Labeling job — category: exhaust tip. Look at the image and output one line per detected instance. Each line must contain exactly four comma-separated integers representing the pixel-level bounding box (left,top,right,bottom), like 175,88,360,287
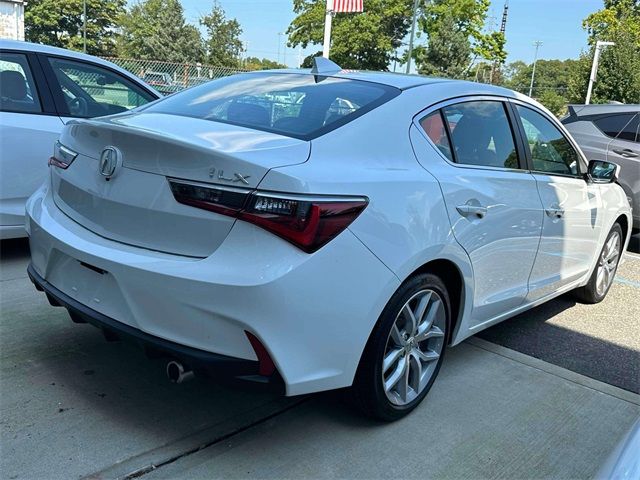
166,360,194,384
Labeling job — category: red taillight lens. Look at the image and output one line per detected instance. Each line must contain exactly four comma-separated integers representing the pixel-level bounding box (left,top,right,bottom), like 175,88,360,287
169,180,248,217
48,141,77,169
168,179,368,253
240,194,368,253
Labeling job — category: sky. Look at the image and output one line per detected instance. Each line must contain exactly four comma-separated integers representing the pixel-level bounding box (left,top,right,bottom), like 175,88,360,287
174,0,604,67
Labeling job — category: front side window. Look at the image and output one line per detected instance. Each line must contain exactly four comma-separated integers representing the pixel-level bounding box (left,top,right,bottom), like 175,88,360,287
593,113,638,142
0,52,41,113
48,57,155,118
441,101,519,169
516,105,581,176
143,72,400,140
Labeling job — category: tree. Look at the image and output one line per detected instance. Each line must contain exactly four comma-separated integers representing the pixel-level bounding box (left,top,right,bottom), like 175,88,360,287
414,0,506,78
501,59,576,115
25,0,125,56
117,0,204,63
244,57,288,71
287,0,414,70
413,15,472,77
201,3,244,67
567,0,640,103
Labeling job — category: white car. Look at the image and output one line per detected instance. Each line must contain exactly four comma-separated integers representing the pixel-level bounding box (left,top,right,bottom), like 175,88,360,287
0,40,160,239
26,59,632,420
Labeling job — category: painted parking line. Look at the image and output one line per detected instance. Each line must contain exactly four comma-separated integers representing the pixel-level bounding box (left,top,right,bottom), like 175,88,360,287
614,276,640,288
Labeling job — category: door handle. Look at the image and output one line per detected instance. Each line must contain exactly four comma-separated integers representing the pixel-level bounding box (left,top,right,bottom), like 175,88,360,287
545,207,565,219
456,204,488,219
612,148,638,158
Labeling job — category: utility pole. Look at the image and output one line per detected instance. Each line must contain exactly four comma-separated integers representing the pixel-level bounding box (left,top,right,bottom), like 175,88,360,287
528,40,542,97
277,32,283,64
405,0,420,74
586,40,615,104
83,0,87,53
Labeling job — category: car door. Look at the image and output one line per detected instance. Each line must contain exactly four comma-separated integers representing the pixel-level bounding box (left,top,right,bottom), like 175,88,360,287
411,97,543,327
38,54,157,124
0,50,63,238
512,102,603,301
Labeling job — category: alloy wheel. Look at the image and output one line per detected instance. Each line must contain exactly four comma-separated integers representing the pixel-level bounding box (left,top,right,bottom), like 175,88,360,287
596,230,621,297
382,289,446,406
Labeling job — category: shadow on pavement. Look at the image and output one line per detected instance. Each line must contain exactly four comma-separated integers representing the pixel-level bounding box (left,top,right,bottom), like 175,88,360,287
478,295,640,393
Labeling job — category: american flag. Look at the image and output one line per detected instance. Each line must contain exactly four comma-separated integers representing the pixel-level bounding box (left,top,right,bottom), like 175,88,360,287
332,0,364,13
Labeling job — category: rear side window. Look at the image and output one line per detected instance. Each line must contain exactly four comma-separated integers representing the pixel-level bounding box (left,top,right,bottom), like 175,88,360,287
440,101,519,169
420,110,453,162
143,72,400,140
593,113,638,142
0,52,42,113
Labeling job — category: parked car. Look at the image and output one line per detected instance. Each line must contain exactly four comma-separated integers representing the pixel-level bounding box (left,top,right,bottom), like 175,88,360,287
0,40,160,239
141,71,181,94
562,104,640,232
26,59,631,420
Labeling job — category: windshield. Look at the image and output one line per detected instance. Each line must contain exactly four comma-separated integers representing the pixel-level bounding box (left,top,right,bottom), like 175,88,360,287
142,72,400,140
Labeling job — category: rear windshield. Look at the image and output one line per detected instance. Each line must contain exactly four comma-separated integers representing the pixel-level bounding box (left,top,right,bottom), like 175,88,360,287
142,72,400,140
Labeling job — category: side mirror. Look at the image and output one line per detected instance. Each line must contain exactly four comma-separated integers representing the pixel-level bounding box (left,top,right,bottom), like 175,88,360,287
586,160,620,184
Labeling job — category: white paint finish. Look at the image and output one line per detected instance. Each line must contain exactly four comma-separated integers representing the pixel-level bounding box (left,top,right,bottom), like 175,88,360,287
0,40,160,238
0,111,62,235
28,183,400,395
25,74,633,397
527,175,603,300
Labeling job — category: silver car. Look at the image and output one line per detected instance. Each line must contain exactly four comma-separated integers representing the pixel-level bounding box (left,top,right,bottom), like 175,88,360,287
562,104,640,231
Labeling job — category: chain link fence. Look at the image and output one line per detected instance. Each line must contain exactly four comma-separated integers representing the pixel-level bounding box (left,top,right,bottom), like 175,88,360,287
101,58,248,95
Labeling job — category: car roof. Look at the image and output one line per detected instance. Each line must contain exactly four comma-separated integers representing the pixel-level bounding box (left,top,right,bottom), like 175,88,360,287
255,67,519,95
0,39,161,97
567,103,640,117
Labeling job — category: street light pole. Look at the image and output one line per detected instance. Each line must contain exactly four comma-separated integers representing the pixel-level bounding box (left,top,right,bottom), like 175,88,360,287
405,0,420,74
585,40,615,105
83,0,87,53
528,40,542,97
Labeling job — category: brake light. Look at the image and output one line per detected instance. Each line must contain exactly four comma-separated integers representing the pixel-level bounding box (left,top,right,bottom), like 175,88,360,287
48,141,77,169
168,179,368,253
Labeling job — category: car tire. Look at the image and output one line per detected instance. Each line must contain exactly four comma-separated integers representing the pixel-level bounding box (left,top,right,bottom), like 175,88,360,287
572,223,623,304
352,273,451,421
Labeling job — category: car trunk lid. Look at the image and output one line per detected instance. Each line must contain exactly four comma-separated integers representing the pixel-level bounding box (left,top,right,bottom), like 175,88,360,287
52,113,310,257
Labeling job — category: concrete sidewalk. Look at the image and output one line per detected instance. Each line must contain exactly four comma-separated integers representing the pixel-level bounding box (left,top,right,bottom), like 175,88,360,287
141,339,640,480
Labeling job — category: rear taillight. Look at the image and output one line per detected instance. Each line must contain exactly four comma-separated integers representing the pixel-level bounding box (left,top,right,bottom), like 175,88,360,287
169,179,368,253
48,141,78,169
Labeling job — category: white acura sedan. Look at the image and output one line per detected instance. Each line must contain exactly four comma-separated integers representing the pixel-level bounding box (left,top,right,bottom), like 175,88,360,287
26,59,631,420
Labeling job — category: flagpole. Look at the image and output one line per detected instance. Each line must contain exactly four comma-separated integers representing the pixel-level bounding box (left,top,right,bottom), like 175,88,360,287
322,0,334,58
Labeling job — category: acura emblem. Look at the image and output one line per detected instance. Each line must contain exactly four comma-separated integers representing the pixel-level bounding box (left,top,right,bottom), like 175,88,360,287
99,146,121,179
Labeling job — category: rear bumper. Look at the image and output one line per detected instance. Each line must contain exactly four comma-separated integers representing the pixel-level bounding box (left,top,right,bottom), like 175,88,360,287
27,263,271,383
26,183,399,396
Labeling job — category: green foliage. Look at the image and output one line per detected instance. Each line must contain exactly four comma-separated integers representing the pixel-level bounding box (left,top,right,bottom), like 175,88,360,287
414,15,472,77
117,0,204,63
25,0,126,56
567,0,640,103
244,57,288,70
537,90,569,117
287,0,414,70
201,3,244,67
415,0,507,78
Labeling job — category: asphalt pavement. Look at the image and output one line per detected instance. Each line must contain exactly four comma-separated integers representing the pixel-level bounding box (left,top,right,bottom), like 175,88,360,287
1,237,639,479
